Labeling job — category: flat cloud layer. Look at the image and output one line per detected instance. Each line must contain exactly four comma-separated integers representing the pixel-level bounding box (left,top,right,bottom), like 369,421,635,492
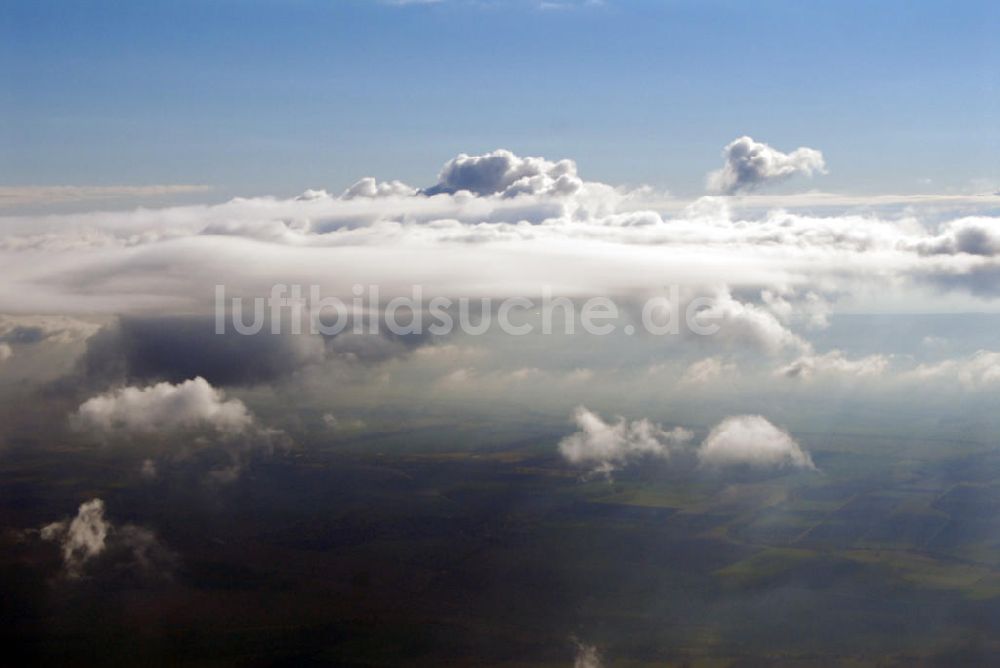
3,147,1000,416
1,146,998,327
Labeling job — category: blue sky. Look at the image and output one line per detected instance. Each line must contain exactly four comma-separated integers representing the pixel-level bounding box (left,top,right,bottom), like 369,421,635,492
2,0,998,197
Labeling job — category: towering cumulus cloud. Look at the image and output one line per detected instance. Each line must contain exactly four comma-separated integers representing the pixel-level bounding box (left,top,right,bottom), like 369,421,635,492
707,136,826,194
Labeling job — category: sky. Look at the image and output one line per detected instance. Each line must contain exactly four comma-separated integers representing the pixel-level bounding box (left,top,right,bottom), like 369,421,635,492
3,0,999,199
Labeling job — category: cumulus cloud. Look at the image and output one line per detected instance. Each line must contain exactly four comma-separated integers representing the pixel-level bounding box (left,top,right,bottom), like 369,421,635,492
573,640,604,668
698,415,815,470
140,458,158,479
707,136,826,194
341,177,417,200
908,350,1000,390
689,289,808,355
912,217,1000,257
776,350,889,380
39,498,174,579
558,406,693,474
422,149,583,197
679,356,737,384
71,377,285,481
40,499,108,578
73,377,254,436
322,413,365,431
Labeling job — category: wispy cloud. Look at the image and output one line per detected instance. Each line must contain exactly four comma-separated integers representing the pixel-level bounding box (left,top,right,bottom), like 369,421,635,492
0,185,212,208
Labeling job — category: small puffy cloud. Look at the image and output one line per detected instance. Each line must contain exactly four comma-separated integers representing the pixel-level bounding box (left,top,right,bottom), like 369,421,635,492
707,136,826,194
422,149,583,198
559,406,693,474
690,289,808,355
71,377,283,481
776,350,889,380
73,377,254,436
140,458,158,479
322,413,365,431
39,498,174,579
680,356,737,384
41,499,108,578
341,177,417,200
573,640,604,668
909,350,1000,389
698,415,815,470
913,217,1000,257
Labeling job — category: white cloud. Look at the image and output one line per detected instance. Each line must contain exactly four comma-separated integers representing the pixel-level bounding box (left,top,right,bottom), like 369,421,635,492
40,499,109,578
707,136,826,194
140,458,158,479
39,498,173,579
679,356,736,384
422,149,583,198
776,350,889,380
73,377,254,436
698,415,815,470
2,148,1000,348
908,350,1000,390
322,413,365,431
0,342,11,363
341,177,417,200
72,377,284,481
690,289,809,355
912,217,1000,257
558,406,692,474
573,641,604,668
